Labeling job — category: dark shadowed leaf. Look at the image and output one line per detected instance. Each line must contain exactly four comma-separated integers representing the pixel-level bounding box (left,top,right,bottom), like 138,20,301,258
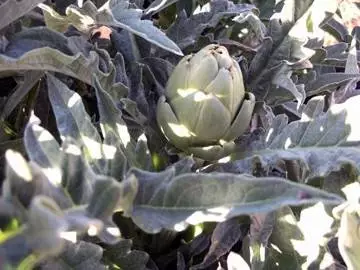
4,27,73,58
103,239,149,270
0,0,46,30
248,0,338,106
0,71,43,120
192,218,248,269
306,73,360,97
40,241,106,270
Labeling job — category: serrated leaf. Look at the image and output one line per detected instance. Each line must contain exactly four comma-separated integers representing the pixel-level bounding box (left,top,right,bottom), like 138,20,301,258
39,0,183,56
306,73,360,97
0,0,46,30
119,168,343,233
0,47,127,97
166,1,255,49
94,77,139,172
40,3,96,33
249,0,338,106
230,94,360,182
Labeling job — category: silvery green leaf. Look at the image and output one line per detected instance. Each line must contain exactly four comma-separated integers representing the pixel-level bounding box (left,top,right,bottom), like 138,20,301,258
4,27,73,58
323,17,351,44
262,207,303,269
333,183,360,270
103,239,149,270
47,74,104,173
87,176,121,221
99,0,183,56
27,196,68,247
271,65,306,106
85,176,122,244
39,2,92,33
94,77,137,172
344,33,359,75
0,0,46,30
3,149,33,204
0,196,68,269
135,134,153,171
329,33,360,104
3,150,72,209
40,241,106,270
26,196,68,264
166,1,255,49
144,0,179,15
0,47,127,97
119,169,342,233
306,73,360,97
295,203,334,268
39,0,183,56
24,113,61,170
249,0,338,106
230,95,360,182
249,212,275,269
60,140,95,205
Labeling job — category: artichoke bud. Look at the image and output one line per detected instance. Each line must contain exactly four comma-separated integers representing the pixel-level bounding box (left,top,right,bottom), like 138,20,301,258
156,44,255,161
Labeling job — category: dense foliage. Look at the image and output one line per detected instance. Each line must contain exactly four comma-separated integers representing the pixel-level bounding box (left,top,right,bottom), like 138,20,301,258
0,0,359,269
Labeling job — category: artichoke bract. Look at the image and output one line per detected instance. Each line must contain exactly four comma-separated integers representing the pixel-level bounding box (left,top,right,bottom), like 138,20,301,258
156,44,255,160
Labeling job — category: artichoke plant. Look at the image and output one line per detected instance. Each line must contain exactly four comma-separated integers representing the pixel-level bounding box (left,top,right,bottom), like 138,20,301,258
157,44,255,160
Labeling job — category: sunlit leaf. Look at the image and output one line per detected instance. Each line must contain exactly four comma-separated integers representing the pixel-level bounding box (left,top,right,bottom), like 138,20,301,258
119,168,343,233
230,95,360,182
39,0,183,56
47,74,104,173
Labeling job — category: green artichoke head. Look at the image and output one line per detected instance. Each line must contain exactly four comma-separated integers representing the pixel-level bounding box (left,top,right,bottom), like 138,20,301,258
157,44,255,160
